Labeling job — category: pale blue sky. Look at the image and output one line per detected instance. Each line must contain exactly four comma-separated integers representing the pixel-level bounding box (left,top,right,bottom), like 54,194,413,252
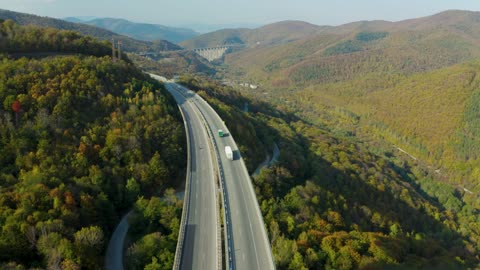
2,0,480,29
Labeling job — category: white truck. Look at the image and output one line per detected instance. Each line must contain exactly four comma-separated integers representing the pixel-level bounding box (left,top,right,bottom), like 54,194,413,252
225,146,233,160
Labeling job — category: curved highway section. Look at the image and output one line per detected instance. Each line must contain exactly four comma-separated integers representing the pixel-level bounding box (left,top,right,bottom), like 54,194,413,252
161,77,275,270
153,75,220,270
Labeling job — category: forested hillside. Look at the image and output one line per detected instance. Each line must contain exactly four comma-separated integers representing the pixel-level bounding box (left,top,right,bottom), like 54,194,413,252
293,62,480,210
0,19,112,57
0,22,185,269
0,9,181,52
0,9,216,78
222,10,480,216
226,23,480,86
181,77,480,269
180,28,249,49
129,50,216,78
178,75,480,269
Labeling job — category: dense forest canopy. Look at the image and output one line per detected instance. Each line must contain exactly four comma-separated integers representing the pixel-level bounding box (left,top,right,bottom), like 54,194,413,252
0,21,185,269
3,7,480,270
217,13,480,269
129,50,216,79
221,12,480,186
178,75,480,269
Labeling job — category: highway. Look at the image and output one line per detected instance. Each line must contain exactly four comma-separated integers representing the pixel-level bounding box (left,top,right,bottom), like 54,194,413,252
158,76,220,270
164,79,275,270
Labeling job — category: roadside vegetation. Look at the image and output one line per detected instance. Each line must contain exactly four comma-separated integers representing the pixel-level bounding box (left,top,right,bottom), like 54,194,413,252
0,9,180,53
221,13,480,203
129,51,215,79
0,21,185,269
178,74,480,269
126,190,182,270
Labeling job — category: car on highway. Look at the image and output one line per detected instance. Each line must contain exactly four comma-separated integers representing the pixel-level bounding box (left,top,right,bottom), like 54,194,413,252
225,146,233,160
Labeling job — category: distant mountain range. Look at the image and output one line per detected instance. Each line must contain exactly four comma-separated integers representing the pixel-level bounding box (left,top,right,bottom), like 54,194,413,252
223,9,480,85
181,10,480,50
64,17,198,43
180,20,325,49
63,16,98,23
177,22,261,34
0,9,181,52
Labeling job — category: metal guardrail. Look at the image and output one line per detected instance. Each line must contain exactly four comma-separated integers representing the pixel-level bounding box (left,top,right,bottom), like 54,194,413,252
146,74,189,269
194,103,227,270
150,74,274,270
192,101,234,270
170,84,225,270
171,100,192,270
193,94,276,270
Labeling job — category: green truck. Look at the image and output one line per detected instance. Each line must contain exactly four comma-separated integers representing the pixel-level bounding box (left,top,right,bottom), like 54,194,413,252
218,129,224,137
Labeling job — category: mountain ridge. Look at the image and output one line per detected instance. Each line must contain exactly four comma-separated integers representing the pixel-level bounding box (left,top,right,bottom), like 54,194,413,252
0,9,181,52
180,20,324,49
65,17,198,43
219,9,480,222
181,9,480,49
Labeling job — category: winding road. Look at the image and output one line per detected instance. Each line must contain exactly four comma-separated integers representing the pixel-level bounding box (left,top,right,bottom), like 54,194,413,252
163,79,220,270
193,89,275,270
105,74,275,269
152,76,275,270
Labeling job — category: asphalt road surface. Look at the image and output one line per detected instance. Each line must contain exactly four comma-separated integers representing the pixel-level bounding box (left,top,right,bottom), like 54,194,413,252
105,211,132,270
164,81,219,270
169,81,275,270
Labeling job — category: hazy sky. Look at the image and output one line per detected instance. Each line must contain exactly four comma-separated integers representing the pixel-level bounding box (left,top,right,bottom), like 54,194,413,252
2,0,480,28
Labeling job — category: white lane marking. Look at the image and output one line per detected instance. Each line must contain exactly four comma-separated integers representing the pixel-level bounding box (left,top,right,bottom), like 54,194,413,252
191,93,220,267
164,82,221,269
184,84,263,269
238,168,261,270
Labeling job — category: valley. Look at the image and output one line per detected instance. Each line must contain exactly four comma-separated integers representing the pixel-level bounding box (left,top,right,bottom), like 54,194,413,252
1,4,480,270
218,10,480,209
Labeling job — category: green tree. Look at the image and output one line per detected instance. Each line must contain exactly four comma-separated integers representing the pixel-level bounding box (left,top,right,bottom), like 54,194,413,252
74,226,104,269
